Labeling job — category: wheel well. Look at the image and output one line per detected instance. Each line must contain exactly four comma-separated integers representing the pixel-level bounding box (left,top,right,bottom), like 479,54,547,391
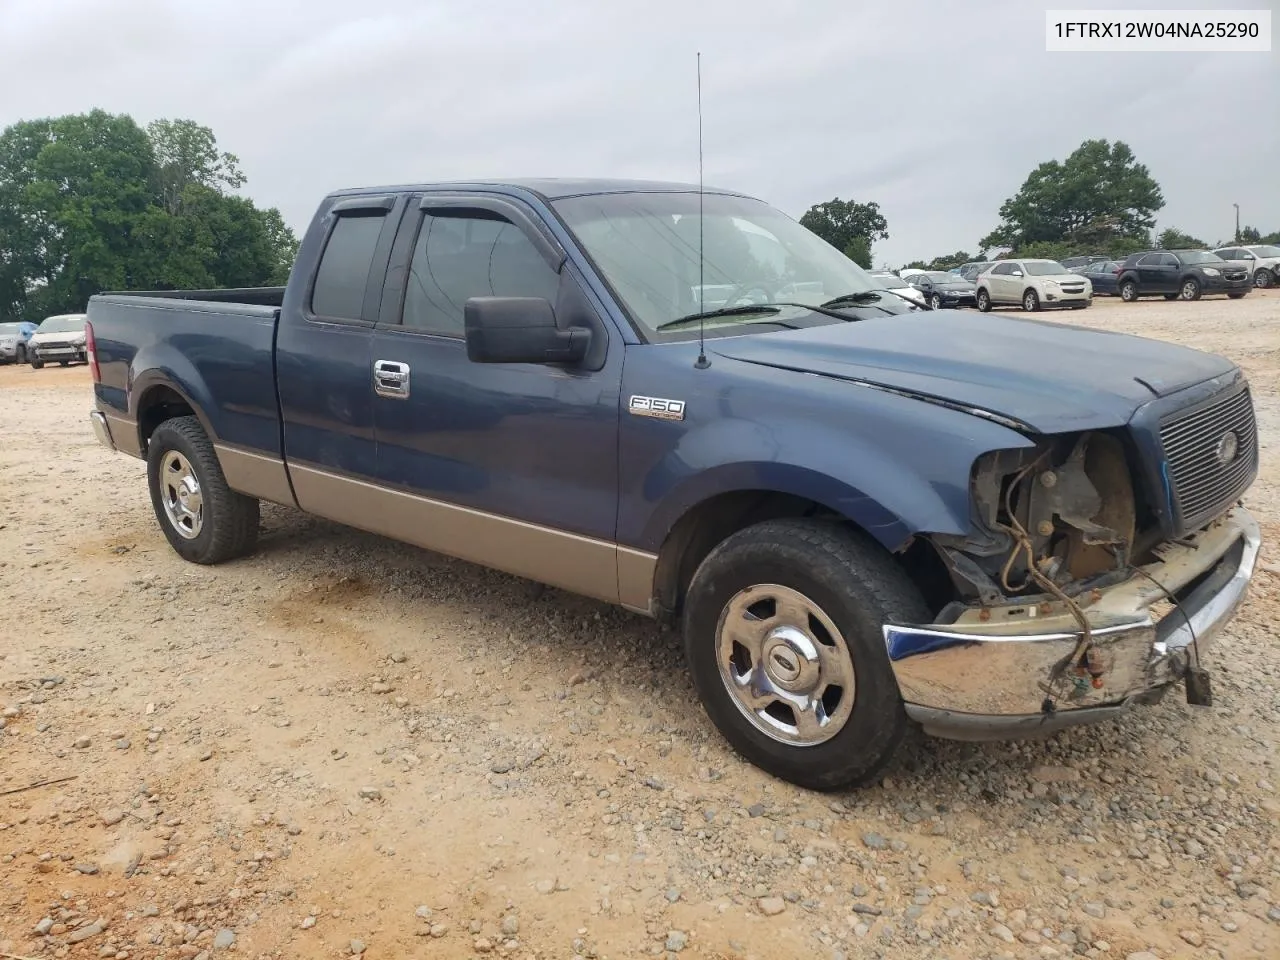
137,386,196,454
648,491,952,624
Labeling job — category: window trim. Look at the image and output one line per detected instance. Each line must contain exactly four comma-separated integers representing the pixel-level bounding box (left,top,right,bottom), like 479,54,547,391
305,199,404,328
382,194,567,340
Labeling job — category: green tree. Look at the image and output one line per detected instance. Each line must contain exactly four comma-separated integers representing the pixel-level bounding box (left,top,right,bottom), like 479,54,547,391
0,110,298,321
1238,225,1262,244
981,139,1163,251
799,198,889,266
1261,230,1280,245
1157,227,1206,250
147,119,246,215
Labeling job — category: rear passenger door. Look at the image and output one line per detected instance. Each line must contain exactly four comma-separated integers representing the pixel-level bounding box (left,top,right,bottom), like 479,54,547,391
1137,253,1176,292
366,192,625,602
276,195,404,516
987,262,1015,302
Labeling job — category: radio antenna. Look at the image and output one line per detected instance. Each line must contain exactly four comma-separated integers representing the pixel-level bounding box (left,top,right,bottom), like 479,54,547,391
694,51,710,370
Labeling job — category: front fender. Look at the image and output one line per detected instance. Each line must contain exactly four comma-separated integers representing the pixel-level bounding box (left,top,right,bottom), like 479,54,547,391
619,347,1036,553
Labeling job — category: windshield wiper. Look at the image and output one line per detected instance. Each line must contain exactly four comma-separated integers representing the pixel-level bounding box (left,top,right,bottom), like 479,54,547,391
820,291,889,308
657,304,783,330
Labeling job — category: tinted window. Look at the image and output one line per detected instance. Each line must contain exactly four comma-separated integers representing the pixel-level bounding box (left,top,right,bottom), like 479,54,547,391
402,212,559,337
312,213,386,320
1025,261,1069,276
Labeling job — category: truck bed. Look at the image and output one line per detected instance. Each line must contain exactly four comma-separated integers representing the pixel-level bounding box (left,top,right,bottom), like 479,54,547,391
88,292,283,459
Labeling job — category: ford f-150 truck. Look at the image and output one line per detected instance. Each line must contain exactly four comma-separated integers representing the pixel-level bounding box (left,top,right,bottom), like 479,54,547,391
86,179,1260,791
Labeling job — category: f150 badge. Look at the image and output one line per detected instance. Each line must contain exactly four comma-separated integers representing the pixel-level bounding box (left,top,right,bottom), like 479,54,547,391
629,395,686,421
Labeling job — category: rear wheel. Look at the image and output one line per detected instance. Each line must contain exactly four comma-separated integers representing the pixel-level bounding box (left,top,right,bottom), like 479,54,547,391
1254,268,1273,289
1180,278,1202,301
15,345,25,364
682,518,928,791
1022,288,1040,312
1120,280,1139,302
146,416,259,564
976,288,992,312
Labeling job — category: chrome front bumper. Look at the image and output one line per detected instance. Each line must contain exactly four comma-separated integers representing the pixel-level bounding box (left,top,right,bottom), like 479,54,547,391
885,506,1261,741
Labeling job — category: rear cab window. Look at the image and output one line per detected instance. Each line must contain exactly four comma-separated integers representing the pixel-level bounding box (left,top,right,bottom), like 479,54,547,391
311,208,390,321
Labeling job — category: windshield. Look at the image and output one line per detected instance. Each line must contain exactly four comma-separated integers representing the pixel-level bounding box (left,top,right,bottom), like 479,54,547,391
552,191,878,338
0,322,22,335
1248,245,1280,258
1178,251,1222,265
870,273,909,288
38,314,86,333
1024,261,1070,276
923,271,957,282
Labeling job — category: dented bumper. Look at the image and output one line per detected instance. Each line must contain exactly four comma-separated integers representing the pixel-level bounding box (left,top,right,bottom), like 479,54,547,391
884,506,1260,741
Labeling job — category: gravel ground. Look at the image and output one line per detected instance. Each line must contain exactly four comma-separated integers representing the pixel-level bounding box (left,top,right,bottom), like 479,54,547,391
2,290,1279,960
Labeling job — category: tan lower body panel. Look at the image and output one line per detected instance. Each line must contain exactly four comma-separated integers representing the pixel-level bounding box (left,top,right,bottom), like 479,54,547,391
288,463,657,610
213,444,297,507
103,410,143,458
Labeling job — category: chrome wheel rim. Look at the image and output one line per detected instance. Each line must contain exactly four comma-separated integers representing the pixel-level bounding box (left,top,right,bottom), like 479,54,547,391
1024,291,1036,310
930,295,941,310
1121,284,1136,301
1181,281,1197,300
160,451,203,539
715,583,856,746
1256,270,1271,289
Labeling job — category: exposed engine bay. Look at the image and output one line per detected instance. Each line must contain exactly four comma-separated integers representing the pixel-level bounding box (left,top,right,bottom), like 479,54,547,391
931,431,1146,614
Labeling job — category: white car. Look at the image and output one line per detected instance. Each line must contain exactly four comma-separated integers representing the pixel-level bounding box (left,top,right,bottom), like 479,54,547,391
897,268,928,281
868,271,927,306
29,313,88,368
1212,245,1280,289
975,259,1093,312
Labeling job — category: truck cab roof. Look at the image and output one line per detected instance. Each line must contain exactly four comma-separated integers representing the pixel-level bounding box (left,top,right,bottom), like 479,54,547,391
326,178,751,202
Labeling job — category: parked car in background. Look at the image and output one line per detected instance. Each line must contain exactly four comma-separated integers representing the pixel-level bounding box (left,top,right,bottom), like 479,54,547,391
975,259,1092,312
868,271,928,306
1213,245,1280,289
29,313,88,368
897,267,928,281
0,320,38,364
1076,260,1124,296
907,271,978,310
956,261,996,282
1115,251,1251,303
1060,255,1111,273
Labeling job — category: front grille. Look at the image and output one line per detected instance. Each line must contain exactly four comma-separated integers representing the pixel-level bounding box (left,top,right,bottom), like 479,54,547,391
1225,271,1247,281
1060,284,1085,293
1160,386,1257,531
39,341,70,350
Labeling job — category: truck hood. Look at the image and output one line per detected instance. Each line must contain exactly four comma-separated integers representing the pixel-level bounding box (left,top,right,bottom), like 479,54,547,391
710,312,1234,433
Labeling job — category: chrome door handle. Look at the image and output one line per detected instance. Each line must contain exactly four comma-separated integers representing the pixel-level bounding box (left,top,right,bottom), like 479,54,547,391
374,359,410,399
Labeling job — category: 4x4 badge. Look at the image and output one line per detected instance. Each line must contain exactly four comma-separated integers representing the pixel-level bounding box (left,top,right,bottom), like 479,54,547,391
629,395,685,421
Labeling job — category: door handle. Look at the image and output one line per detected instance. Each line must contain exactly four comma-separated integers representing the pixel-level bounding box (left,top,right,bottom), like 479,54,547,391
374,359,410,399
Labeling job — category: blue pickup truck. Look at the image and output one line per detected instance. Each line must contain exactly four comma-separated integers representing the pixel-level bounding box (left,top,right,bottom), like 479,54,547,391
87,179,1260,791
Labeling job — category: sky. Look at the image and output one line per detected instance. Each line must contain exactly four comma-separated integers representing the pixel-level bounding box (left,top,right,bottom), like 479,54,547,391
0,0,1276,267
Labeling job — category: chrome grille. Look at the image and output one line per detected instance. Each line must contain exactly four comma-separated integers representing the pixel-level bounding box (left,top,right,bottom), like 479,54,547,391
1160,386,1257,531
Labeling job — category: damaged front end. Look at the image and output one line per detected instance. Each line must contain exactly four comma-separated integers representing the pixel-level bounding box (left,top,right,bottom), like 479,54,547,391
885,429,1261,740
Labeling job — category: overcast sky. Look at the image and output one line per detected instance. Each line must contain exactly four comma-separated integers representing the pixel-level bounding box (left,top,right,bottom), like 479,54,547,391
0,0,1275,266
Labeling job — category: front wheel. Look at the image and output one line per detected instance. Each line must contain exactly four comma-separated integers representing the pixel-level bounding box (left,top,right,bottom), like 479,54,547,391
682,518,929,791
15,345,25,364
1180,278,1202,301
1254,268,1273,289
976,288,992,312
1120,280,1139,302
1022,288,1041,312
147,415,260,564
929,294,942,310
30,356,44,369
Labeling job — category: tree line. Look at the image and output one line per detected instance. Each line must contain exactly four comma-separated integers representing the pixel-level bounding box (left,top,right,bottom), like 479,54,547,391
0,110,298,324
800,138,1280,272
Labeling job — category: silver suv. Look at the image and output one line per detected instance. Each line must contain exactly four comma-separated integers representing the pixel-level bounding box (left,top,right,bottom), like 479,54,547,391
29,313,87,368
1212,245,1280,289
975,259,1093,312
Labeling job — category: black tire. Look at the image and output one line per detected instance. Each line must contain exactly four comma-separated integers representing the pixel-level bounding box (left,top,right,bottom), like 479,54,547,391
975,288,991,312
30,356,44,369
1120,280,1139,302
929,294,942,310
682,518,929,792
1254,268,1273,289
59,360,69,367
146,415,259,564
1180,278,1202,301
15,345,25,364
1228,292,1247,299
1022,288,1040,312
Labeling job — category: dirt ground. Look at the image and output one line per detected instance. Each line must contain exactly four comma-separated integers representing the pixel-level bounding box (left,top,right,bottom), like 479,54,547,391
2,291,1279,960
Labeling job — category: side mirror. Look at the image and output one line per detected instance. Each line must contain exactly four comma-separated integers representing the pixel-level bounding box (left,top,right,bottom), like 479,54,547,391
1011,269,1024,278
464,297,590,365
